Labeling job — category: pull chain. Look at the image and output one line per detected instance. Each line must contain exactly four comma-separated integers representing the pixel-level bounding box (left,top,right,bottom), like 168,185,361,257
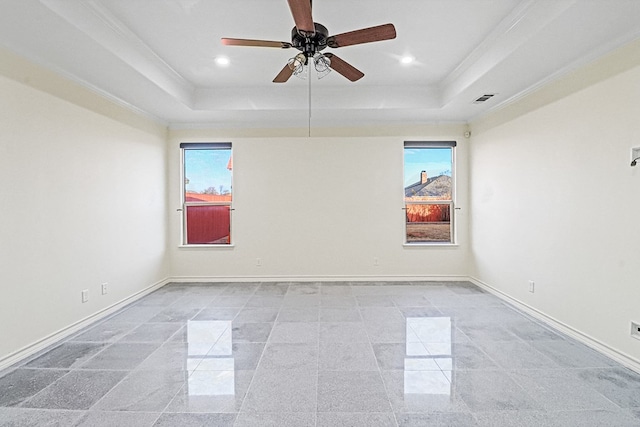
308,67,312,137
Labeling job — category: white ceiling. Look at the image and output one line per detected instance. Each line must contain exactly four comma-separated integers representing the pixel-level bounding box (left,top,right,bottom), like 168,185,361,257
1,0,640,129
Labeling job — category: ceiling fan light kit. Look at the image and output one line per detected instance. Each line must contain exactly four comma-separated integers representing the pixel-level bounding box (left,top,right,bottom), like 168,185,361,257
313,53,331,79
221,0,396,83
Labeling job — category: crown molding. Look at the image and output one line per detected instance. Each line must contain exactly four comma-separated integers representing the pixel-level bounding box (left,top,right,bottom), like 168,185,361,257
0,45,167,136
470,36,640,133
440,0,577,106
40,0,195,108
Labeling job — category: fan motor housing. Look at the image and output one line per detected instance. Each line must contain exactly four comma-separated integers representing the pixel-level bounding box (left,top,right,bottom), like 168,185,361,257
291,23,329,56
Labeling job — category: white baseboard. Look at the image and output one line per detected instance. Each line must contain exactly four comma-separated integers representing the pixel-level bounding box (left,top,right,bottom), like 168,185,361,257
469,276,640,375
166,274,471,283
8,275,635,377
0,277,170,372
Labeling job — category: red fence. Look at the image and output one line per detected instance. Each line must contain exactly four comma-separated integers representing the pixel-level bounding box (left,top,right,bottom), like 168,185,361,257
406,204,451,223
186,205,230,244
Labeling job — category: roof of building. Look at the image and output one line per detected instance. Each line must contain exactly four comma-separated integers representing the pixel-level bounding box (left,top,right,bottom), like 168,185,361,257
404,175,452,199
185,192,232,203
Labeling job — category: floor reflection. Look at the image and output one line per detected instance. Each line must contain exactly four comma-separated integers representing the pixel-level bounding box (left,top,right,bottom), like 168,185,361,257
405,317,453,395
187,320,235,396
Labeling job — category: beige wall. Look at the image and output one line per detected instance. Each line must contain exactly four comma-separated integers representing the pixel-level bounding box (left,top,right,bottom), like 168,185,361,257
0,60,169,365
168,131,470,280
469,42,640,367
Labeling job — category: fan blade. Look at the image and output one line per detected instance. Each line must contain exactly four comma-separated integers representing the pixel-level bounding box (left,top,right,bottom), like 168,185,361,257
273,63,295,83
287,0,314,35
327,23,396,48
222,38,292,49
324,53,364,82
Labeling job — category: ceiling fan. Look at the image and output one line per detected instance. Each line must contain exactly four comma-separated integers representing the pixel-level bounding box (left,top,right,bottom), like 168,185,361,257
221,0,396,83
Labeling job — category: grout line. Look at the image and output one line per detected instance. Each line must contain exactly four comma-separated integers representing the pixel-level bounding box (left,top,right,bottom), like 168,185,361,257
354,289,400,425
6,280,640,424
235,282,277,416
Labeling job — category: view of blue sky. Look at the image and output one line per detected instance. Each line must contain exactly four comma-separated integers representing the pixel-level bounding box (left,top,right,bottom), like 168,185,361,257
185,147,448,193
404,148,452,187
184,149,232,194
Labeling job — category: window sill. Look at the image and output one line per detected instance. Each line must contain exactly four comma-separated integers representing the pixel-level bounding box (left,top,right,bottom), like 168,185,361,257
403,243,459,248
178,244,235,249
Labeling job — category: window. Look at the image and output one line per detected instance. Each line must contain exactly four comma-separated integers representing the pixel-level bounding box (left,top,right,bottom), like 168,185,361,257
180,143,232,245
404,141,455,244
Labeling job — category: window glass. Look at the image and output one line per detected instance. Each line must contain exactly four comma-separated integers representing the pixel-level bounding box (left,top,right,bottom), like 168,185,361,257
404,142,454,244
184,149,232,201
181,144,232,245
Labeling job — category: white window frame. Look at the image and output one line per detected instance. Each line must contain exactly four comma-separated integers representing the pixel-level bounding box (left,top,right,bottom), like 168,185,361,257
403,141,456,246
180,142,233,247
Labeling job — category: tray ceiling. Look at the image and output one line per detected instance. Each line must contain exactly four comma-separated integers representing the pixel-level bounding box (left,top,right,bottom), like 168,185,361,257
1,0,639,129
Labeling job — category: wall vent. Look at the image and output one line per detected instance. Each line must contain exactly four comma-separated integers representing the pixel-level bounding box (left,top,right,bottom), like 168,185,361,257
473,94,496,104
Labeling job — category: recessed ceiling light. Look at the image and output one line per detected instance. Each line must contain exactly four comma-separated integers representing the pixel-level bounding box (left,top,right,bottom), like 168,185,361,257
400,55,415,65
215,56,230,66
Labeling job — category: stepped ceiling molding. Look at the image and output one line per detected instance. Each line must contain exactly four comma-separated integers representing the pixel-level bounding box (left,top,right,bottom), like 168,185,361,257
1,0,639,128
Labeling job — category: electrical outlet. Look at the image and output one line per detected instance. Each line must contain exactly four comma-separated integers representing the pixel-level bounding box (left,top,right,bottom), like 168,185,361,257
81,289,89,303
631,321,640,340
528,280,535,293
256,258,262,267
632,147,640,162
101,283,108,295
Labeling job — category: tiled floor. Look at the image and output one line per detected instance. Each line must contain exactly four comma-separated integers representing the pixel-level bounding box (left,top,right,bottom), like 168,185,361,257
2,281,640,426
